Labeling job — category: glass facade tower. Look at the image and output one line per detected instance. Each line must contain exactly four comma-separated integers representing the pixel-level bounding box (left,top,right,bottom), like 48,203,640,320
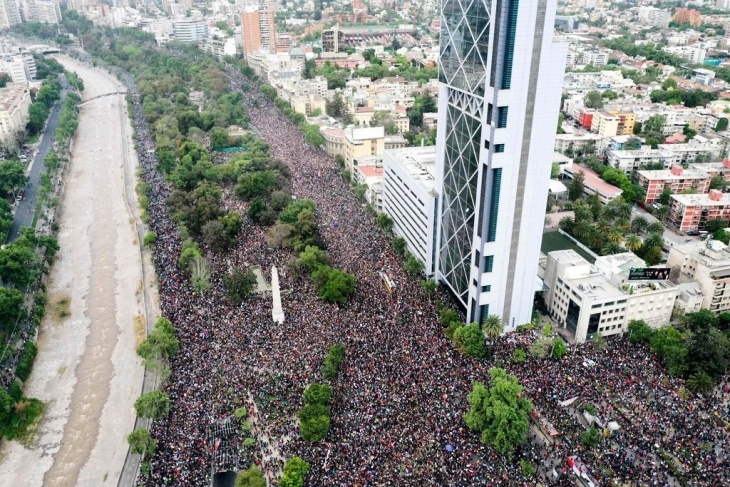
435,0,567,329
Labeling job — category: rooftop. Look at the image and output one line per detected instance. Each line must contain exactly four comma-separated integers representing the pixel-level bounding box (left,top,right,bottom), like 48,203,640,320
349,126,385,141
671,192,730,207
550,249,591,267
0,83,28,113
568,165,623,198
357,165,383,178
383,145,437,194
637,167,709,180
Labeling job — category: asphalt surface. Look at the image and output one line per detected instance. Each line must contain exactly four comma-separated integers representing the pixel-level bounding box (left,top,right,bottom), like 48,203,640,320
6,74,68,243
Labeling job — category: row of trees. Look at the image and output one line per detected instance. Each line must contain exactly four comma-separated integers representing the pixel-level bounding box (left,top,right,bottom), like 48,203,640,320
27,75,62,136
559,196,666,263
54,93,81,146
628,310,730,394
0,228,58,291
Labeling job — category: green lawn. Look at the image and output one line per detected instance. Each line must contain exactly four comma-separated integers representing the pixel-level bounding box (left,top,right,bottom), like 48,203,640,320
541,231,596,263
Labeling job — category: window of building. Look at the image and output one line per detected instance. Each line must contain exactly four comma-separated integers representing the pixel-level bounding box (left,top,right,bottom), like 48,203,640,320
496,107,508,128
494,144,505,153
485,255,494,272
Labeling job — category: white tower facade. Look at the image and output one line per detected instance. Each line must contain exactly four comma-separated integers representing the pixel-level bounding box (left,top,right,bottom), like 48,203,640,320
435,0,567,329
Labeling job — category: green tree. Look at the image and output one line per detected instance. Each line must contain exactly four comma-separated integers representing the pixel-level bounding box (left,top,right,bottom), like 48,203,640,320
370,110,398,134
643,114,667,135
0,288,24,332
127,428,157,458
202,219,232,252
552,338,567,359
404,254,425,276
658,188,672,206
314,267,356,304
581,426,601,447
303,59,317,79
705,219,727,233
210,127,231,148
0,160,26,198
463,368,532,457
137,317,180,369
223,267,258,305
376,213,394,232
134,391,171,419
190,255,211,292
26,102,49,134
568,171,585,200
529,337,552,358
236,465,266,487
322,344,345,381
421,279,437,295
0,243,38,288
628,320,654,344
303,383,332,406
301,124,324,146
650,326,689,376
453,322,488,357
297,245,330,272
481,315,503,340
392,236,407,255
686,370,714,395
584,91,604,109
715,118,728,132
710,176,726,191
662,78,678,90
279,457,310,487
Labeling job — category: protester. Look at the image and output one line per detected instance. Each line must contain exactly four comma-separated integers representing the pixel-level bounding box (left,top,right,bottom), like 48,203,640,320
122,69,729,487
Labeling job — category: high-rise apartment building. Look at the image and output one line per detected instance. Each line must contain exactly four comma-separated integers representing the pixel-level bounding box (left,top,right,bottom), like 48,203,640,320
434,0,566,329
241,8,262,59
32,0,62,24
0,0,22,29
241,1,277,59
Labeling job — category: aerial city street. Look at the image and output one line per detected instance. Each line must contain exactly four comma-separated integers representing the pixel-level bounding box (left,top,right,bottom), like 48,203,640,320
0,1,730,487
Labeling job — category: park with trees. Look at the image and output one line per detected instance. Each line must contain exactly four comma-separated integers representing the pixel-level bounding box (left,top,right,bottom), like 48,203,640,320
39,19,730,487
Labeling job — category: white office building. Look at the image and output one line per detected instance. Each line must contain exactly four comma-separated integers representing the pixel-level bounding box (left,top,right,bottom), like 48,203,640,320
383,146,439,276
544,250,678,343
173,18,209,43
435,0,567,328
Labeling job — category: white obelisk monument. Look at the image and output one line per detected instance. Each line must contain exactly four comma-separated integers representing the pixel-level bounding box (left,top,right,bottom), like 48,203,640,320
271,266,285,324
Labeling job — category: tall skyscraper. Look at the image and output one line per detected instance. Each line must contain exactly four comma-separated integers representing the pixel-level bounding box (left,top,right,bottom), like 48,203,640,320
434,0,567,329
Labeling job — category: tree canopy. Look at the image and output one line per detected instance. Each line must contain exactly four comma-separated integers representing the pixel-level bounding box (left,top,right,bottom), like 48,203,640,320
463,368,532,457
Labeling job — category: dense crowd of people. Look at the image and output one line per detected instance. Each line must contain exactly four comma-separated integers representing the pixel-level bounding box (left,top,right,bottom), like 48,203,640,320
123,65,730,486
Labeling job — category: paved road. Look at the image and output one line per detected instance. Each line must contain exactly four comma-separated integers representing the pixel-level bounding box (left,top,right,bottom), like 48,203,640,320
6,74,68,243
